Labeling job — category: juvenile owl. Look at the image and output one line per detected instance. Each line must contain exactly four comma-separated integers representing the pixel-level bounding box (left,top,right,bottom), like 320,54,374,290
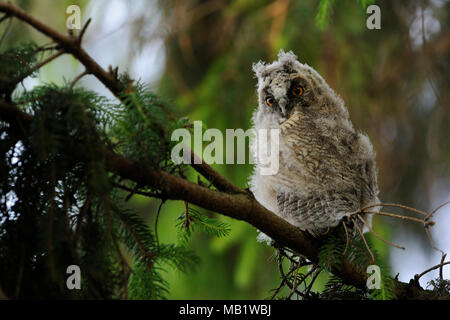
249,50,379,237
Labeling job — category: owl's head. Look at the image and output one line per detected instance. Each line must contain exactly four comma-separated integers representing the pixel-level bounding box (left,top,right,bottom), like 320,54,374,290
253,50,349,124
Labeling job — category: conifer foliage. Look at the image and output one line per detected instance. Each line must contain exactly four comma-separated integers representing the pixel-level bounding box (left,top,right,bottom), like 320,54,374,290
0,41,199,298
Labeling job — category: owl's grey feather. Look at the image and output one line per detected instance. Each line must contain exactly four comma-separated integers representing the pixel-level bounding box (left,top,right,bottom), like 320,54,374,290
249,50,379,237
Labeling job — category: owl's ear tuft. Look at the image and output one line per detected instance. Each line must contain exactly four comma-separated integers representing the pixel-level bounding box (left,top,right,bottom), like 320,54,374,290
277,49,298,66
252,61,267,79
252,50,299,80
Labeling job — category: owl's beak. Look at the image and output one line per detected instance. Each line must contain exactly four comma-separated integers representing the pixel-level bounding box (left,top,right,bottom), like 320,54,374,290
279,98,288,117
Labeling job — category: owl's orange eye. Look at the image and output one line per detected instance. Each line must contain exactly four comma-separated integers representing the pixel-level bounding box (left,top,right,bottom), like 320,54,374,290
265,96,274,106
291,85,303,97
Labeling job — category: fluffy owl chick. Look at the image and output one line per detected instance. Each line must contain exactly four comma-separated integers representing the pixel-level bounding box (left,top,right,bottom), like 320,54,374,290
249,50,379,238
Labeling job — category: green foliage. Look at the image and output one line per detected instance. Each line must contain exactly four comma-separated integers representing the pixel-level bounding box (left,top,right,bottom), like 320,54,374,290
117,202,198,299
0,43,121,297
320,275,368,300
129,260,169,299
317,227,396,300
0,42,198,299
0,42,39,99
315,0,336,29
112,80,190,172
357,0,376,9
426,279,450,299
315,0,375,29
176,205,231,247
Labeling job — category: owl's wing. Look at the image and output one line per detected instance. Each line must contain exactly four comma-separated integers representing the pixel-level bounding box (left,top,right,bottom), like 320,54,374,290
280,112,357,188
276,190,360,234
277,112,379,234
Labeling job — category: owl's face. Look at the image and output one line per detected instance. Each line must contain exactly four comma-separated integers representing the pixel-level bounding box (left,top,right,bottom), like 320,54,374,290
253,50,345,124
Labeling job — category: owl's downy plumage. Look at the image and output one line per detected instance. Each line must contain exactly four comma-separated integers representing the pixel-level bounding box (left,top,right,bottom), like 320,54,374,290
249,50,379,239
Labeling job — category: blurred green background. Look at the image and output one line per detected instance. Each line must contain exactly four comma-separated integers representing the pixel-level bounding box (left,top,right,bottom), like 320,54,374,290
3,0,450,298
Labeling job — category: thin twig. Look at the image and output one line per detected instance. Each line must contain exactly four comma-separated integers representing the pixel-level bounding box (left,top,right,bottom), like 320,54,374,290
361,205,442,254
287,260,301,299
109,200,155,264
351,216,375,264
73,193,92,246
356,214,405,250
275,251,308,299
298,265,317,291
154,200,164,249
424,225,445,255
0,13,9,24
23,50,64,79
305,267,321,297
183,201,190,228
0,15,12,47
114,182,162,199
270,277,286,299
278,248,308,266
36,41,58,52
342,221,350,256
77,17,92,46
362,210,433,226
359,203,429,217
284,271,307,298
426,200,450,221
440,254,447,281
69,70,89,90
112,231,134,274
111,230,133,300
415,261,450,282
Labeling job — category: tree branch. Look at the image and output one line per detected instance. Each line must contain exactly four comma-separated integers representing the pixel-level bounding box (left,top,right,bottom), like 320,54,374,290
0,1,434,299
0,97,427,299
0,2,122,95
